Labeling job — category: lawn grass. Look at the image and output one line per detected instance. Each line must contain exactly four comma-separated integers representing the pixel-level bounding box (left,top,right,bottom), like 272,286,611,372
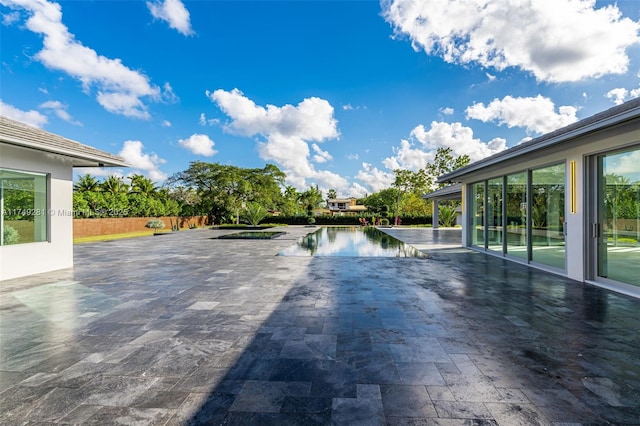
74,230,161,244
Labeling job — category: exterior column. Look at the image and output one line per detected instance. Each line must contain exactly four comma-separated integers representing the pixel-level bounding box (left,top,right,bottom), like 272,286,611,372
433,199,439,229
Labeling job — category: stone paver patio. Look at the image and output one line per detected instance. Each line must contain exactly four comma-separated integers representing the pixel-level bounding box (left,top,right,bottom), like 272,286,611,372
1,226,639,425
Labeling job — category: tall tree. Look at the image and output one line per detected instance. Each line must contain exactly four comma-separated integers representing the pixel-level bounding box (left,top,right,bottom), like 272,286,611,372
129,174,157,196
74,174,100,192
298,185,324,210
168,161,287,224
101,176,128,194
425,147,470,190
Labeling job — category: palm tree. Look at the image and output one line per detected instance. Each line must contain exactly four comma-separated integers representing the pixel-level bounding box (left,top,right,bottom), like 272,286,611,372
129,174,157,196
74,174,99,192
101,175,128,194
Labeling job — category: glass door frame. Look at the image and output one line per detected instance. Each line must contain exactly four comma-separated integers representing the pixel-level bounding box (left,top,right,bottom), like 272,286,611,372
587,145,640,291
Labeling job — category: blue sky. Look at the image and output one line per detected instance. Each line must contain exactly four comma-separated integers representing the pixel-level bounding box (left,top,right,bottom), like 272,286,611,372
1,0,639,197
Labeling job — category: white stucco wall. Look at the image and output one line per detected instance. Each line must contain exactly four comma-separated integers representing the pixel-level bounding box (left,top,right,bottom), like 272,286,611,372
0,144,74,280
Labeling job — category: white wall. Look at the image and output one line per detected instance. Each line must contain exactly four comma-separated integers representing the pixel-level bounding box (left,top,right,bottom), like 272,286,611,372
0,144,74,280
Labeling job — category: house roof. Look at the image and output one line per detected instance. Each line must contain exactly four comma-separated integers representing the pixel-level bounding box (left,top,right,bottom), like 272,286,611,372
422,183,462,201
328,198,357,202
437,97,640,183
0,115,129,168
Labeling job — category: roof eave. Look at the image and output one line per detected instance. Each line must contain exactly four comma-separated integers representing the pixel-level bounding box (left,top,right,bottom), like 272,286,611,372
1,137,129,168
437,101,640,183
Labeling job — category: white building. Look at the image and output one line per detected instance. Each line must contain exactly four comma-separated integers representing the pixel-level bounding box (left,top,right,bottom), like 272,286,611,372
0,116,128,280
327,197,367,215
437,98,640,298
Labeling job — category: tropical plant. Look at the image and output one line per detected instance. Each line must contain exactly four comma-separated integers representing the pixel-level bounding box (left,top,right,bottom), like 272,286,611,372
101,175,128,194
129,174,157,196
241,202,268,226
74,174,100,192
2,225,19,245
438,205,457,227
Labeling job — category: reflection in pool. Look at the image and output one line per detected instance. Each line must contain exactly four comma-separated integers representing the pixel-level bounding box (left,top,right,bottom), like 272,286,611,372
278,227,426,257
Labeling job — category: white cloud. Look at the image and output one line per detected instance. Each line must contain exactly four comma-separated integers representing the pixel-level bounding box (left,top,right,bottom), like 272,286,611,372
342,104,366,111
118,140,167,182
75,167,124,179
485,72,496,82
383,121,506,173
161,82,179,103
208,88,341,190
199,112,219,126
383,0,640,82
347,153,359,161
0,99,48,128
606,82,640,105
161,120,171,127
355,163,395,193
2,10,19,25
605,149,640,176
3,0,163,119
147,0,194,36
178,134,217,157
439,107,454,115
39,100,81,125
465,95,579,134
311,143,332,163
209,88,339,141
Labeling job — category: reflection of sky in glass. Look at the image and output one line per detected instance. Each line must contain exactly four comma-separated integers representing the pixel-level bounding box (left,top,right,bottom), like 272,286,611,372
604,149,640,183
278,227,425,257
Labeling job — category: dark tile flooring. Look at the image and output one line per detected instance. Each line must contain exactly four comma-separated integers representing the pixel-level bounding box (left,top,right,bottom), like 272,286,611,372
1,226,639,425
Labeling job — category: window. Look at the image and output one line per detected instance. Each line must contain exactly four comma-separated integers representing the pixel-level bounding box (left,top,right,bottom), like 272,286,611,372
471,182,485,247
531,163,565,269
487,177,503,252
595,146,640,286
1,168,48,245
506,172,528,260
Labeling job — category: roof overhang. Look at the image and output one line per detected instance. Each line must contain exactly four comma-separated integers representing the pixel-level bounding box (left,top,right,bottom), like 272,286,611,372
0,115,129,168
422,183,462,201
437,97,640,184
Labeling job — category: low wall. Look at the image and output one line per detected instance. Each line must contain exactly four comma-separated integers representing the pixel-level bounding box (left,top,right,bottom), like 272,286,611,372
73,216,208,238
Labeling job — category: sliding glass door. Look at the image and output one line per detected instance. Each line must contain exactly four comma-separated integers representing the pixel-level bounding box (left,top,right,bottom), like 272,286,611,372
506,172,528,260
594,146,640,286
487,177,503,252
531,164,565,269
471,182,485,247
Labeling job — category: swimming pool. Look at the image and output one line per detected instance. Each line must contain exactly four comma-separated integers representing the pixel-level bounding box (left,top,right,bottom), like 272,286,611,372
278,226,425,257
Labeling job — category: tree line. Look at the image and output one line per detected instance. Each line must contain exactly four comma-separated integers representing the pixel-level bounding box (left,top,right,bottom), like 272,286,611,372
73,147,470,225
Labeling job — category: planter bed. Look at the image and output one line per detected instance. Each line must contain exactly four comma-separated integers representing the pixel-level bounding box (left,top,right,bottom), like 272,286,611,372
216,231,286,240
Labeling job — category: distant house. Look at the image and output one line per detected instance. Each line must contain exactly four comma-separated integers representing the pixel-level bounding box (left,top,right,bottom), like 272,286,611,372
0,116,128,280
435,98,640,298
327,197,367,215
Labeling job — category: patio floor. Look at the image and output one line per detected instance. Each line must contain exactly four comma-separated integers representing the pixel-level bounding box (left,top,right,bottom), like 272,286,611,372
1,226,639,425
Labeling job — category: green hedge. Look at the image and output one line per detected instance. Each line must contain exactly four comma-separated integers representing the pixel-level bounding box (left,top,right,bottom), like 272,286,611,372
263,215,432,226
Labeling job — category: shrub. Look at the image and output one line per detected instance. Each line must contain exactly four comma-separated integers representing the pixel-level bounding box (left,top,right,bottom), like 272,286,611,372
438,205,457,227
380,218,390,226
241,203,268,226
145,219,166,232
3,225,19,245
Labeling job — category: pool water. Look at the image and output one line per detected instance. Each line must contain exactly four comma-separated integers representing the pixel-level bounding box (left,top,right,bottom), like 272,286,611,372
278,227,425,257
